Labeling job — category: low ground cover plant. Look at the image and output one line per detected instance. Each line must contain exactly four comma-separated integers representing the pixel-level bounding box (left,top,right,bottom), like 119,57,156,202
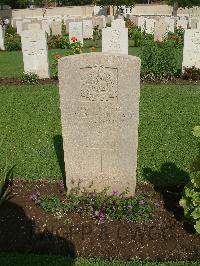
51,37,82,79
167,28,184,48
4,33,21,51
141,39,180,81
128,27,153,47
31,185,153,223
48,35,70,49
180,126,200,234
22,72,39,84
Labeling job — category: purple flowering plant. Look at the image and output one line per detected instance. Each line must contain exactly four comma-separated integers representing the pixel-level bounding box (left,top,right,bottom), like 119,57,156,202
37,185,153,222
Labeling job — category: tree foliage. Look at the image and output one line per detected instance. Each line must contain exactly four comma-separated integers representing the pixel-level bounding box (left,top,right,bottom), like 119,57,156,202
1,0,30,8
168,0,200,8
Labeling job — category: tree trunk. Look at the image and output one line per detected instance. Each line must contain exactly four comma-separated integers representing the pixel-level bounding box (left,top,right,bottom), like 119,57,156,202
173,2,178,17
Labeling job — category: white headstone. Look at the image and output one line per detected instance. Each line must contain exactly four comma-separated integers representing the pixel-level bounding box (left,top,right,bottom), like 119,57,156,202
51,20,62,35
21,30,49,79
69,21,83,44
164,16,175,33
197,20,200,29
177,17,188,30
145,18,156,34
0,25,5,51
106,15,114,25
27,23,41,30
58,53,141,196
83,20,93,39
154,19,168,42
102,27,128,55
182,29,200,71
92,16,106,29
41,20,50,35
138,17,146,32
16,20,23,35
111,19,125,28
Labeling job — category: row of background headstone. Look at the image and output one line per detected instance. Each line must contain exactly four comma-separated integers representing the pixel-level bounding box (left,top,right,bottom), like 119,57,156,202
12,14,200,38
1,16,200,80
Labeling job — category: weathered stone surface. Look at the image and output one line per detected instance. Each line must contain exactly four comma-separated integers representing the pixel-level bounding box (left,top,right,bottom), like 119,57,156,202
83,19,93,39
58,53,141,196
189,17,198,29
23,22,41,31
16,20,23,35
92,16,106,29
145,18,156,34
102,27,128,55
21,30,49,78
138,17,155,34
0,25,5,51
106,15,114,25
164,16,175,32
41,20,51,35
138,16,146,31
154,18,168,42
177,17,188,30
69,21,83,44
111,18,125,28
65,18,82,34
51,20,62,35
129,15,138,26
182,29,200,71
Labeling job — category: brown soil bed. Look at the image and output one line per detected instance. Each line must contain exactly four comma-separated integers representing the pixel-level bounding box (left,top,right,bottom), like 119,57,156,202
0,180,199,261
0,77,200,86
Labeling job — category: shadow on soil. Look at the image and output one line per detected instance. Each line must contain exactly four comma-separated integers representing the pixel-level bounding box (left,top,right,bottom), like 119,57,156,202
53,135,66,184
143,162,195,234
0,200,75,264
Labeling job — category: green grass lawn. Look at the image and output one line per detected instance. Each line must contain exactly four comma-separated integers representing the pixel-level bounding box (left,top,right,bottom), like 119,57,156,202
0,84,200,183
0,45,150,78
0,253,199,266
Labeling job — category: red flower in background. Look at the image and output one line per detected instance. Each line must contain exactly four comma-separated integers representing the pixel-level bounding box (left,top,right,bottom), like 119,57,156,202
54,54,61,59
71,36,78,42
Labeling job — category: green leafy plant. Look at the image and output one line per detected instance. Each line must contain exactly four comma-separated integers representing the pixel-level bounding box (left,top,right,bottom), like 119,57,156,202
4,33,21,51
38,194,63,213
5,24,17,35
128,27,153,47
179,126,200,234
51,39,82,79
167,28,184,48
48,35,70,49
93,25,102,42
37,184,154,223
141,39,180,82
22,72,39,84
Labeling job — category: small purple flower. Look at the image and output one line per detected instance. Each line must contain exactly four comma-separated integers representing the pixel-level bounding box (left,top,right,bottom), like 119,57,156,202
58,181,65,190
127,205,133,209
90,191,96,197
95,211,106,222
139,200,145,206
154,202,161,208
112,190,118,196
29,191,40,201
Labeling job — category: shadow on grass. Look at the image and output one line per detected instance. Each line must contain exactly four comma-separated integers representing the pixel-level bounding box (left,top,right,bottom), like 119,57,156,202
53,135,66,185
143,162,195,233
0,200,76,263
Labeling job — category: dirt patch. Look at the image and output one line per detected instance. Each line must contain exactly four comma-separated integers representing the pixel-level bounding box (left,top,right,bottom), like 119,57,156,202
0,77,200,86
0,180,199,260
